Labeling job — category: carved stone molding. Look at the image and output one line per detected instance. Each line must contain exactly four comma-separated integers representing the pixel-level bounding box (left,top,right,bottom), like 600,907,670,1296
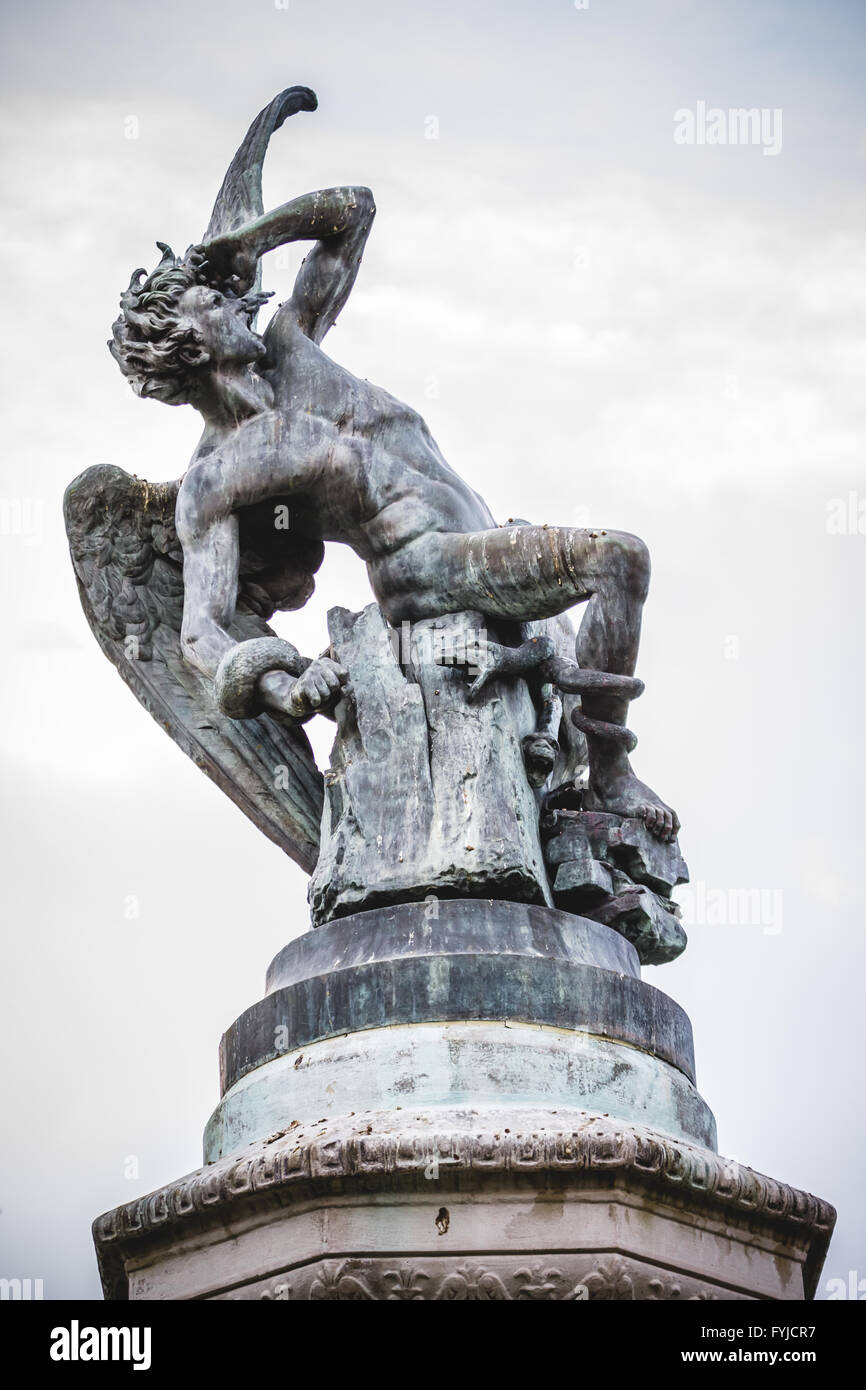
94,1112,835,1300
233,1256,736,1301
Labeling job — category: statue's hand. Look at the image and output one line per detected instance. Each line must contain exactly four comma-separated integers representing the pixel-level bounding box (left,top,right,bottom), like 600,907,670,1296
188,239,258,297
287,657,347,717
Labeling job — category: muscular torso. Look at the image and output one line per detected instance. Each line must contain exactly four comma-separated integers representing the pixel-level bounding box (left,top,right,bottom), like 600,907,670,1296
190,315,496,571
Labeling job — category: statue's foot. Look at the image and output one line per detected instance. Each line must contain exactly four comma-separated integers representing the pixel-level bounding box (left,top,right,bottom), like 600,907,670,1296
585,759,680,843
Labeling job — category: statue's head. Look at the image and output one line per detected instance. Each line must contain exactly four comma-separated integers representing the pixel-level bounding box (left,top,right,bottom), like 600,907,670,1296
109,244,269,406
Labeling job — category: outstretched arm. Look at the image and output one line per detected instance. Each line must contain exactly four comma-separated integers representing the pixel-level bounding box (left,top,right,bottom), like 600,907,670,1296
198,185,375,342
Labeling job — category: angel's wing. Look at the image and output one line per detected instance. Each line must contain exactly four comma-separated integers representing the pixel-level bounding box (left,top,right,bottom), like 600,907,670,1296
64,465,324,873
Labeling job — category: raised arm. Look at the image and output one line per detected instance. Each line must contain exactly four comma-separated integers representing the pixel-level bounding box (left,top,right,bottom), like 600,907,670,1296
198,185,376,343
286,186,376,343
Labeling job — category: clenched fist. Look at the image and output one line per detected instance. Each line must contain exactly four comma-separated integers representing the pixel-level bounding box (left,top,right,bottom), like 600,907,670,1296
287,656,347,716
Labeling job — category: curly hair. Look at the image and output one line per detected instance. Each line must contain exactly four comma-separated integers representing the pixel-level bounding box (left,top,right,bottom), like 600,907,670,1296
109,244,211,406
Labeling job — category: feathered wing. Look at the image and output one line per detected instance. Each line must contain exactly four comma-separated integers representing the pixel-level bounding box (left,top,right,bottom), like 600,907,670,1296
64,465,324,873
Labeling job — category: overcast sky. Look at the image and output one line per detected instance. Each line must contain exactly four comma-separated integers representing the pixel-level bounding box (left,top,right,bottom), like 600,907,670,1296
1,0,864,1299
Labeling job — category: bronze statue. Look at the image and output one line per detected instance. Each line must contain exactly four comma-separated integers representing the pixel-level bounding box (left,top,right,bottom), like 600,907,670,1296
65,87,686,962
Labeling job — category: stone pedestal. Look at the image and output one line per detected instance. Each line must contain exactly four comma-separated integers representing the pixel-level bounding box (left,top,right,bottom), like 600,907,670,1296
94,1112,833,1301
93,901,835,1300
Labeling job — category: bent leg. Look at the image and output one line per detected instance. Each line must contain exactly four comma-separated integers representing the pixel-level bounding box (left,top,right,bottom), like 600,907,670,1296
372,523,677,839
374,524,649,716
374,523,647,632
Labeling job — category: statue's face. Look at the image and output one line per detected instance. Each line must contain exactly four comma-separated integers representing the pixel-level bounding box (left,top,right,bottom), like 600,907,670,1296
178,285,266,368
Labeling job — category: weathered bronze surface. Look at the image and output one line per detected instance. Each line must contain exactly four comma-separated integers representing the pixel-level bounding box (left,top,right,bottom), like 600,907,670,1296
65,86,686,956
